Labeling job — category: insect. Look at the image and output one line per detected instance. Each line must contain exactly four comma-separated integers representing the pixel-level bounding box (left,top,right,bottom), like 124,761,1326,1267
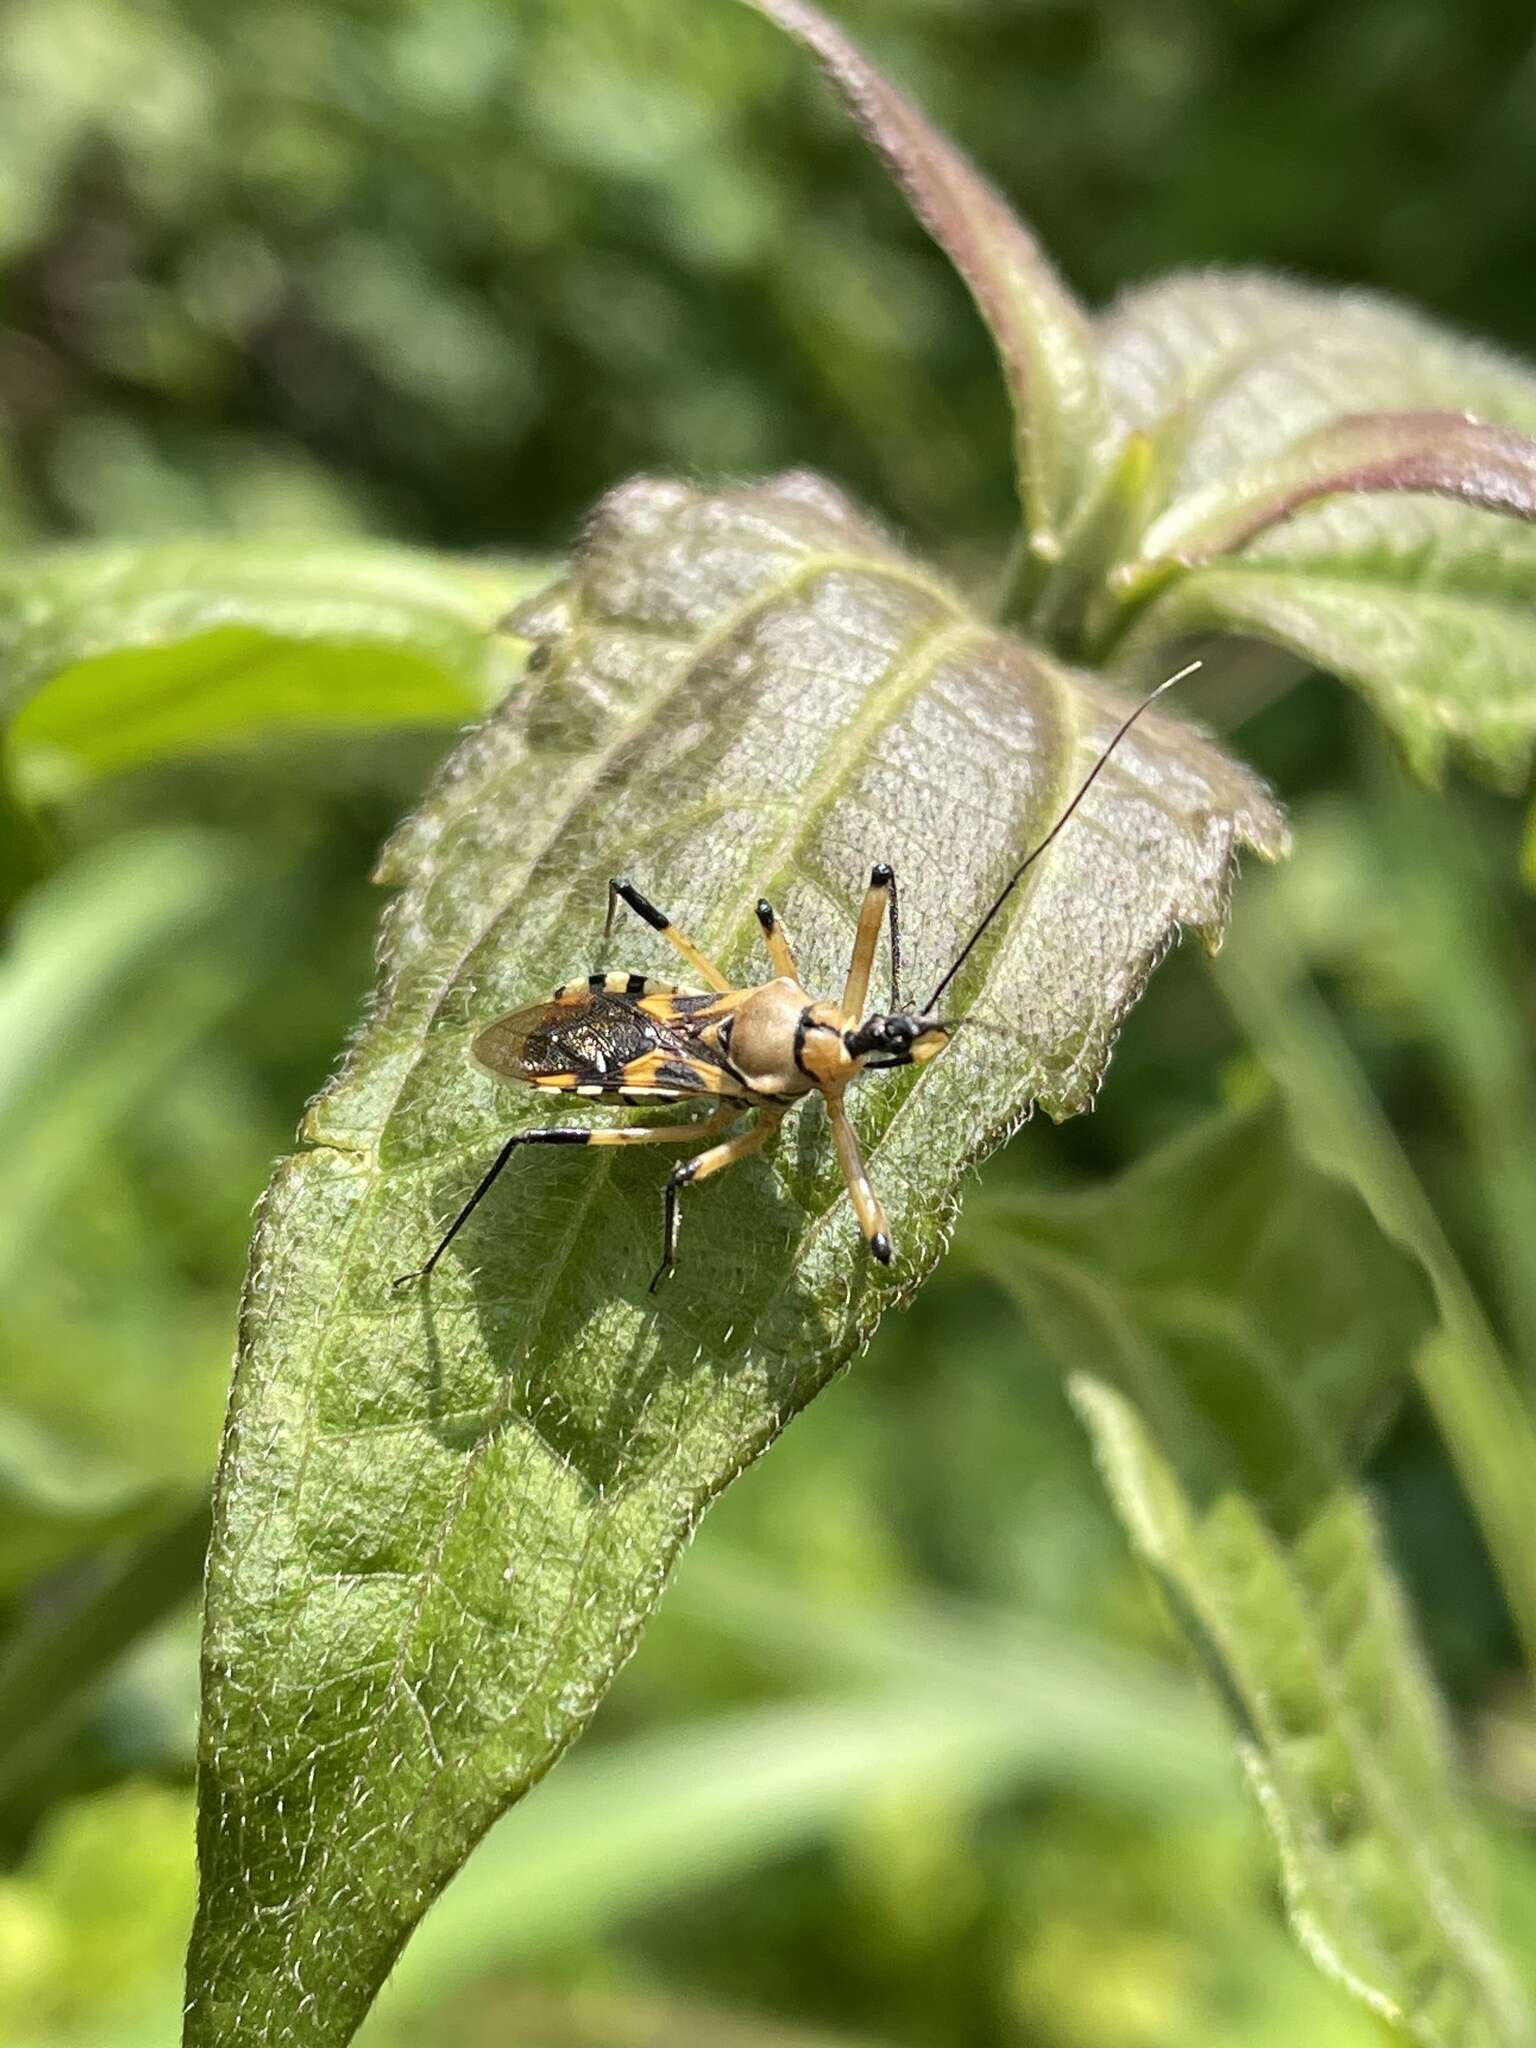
394,662,1199,1293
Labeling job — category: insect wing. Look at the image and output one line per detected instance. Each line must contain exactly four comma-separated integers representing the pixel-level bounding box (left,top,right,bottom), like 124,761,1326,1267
473,980,745,1101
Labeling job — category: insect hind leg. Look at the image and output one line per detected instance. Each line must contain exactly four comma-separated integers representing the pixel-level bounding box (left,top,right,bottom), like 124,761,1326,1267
605,876,733,994
393,1128,583,1286
394,1111,736,1287
824,1093,892,1265
651,1108,783,1292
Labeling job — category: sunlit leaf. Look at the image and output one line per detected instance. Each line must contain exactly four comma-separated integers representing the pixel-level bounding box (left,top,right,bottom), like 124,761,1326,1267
0,540,546,790
1116,497,1536,785
185,470,1283,2045
1086,276,1536,784
968,1096,1533,2048
740,0,1109,557
1096,273,1536,497
369,1674,1211,2034
1132,412,1536,567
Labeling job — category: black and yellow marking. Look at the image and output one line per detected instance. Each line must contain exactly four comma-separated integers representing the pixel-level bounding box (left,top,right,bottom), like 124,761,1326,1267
606,877,733,994
399,1107,740,1283
550,970,677,1001
394,665,1200,1293
655,1107,784,1288
755,897,802,982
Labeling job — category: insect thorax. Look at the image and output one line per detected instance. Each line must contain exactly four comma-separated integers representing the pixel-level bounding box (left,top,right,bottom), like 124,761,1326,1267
728,979,847,1098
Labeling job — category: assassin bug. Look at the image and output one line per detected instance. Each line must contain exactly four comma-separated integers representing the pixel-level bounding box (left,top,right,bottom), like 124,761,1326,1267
394,661,1199,1293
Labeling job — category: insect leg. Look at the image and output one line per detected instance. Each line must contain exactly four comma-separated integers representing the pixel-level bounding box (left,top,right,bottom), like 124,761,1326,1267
823,1092,892,1265
394,1110,737,1286
606,876,733,993
651,1106,785,1292
755,897,803,982
840,863,901,1017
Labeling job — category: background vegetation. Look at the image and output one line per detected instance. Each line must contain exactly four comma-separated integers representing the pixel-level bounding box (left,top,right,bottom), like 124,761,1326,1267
2,1,1536,2043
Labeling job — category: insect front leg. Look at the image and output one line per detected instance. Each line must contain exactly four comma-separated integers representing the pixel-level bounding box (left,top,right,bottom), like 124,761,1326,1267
840,863,901,1017
824,1092,892,1265
605,877,734,994
394,1108,737,1286
754,897,803,983
652,1106,785,1293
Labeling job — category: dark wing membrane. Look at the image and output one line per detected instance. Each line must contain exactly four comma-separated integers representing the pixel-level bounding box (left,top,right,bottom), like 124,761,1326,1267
472,985,747,1101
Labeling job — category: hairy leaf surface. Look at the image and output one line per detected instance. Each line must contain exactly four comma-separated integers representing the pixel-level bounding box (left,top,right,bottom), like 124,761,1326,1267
969,1097,1533,2048
703,27,1536,784
1088,276,1536,782
1097,273,1536,498
1134,413,1536,567
1119,498,1536,785
187,472,1283,2044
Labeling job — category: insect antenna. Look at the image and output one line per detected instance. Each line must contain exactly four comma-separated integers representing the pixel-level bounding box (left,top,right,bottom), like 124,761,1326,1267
922,660,1202,1015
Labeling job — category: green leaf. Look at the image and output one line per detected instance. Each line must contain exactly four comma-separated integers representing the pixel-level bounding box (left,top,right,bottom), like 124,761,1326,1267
1086,276,1536,783
373,1557,1225,2031
0,540,547,790
0,1497,210,1810
1097,273,1536,494
0,829,257,1291
1114,498,1536,786
1212,875,1536,1699
0,829,265,1590
739,0,1109,559
967,1095,1534,2048
8,1600,1216,2048
186,471,1283,2045
1132,412,1536,568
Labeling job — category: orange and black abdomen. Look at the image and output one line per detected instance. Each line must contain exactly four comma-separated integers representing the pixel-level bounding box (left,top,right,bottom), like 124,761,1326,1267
472,973,749,1103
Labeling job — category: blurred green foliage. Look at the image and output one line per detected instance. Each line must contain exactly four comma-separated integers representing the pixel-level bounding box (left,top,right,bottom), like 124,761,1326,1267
2,1,1536,2044
4,0,1535,561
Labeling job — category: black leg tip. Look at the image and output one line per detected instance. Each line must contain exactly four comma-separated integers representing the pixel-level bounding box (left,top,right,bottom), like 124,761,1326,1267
391,1271,422,1290
870,862,893,886
648,1264,672,1294
870,1231,893,1265
756,898,775,927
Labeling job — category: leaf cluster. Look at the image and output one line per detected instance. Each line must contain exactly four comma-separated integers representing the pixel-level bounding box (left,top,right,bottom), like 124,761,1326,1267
1,5,1535,2047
